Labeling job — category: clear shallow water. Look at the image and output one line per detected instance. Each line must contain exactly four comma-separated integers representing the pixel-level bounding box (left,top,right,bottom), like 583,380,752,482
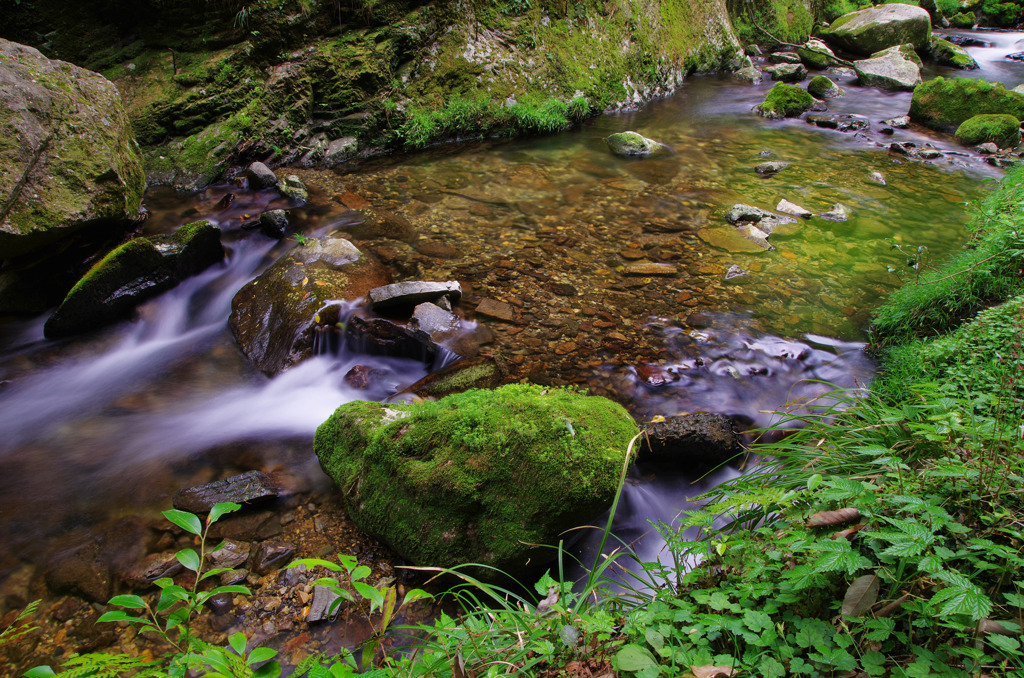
0,33,1020,616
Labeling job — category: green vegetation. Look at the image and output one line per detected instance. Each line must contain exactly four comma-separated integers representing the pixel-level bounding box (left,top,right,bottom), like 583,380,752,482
955,113,1022,149
756,81,814,119
910,77,1024,133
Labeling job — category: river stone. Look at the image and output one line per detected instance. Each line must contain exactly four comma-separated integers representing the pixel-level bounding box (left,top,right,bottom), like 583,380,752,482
821,203,850,221
735,223,774,249
229,236,389,374
768,51,801,64
910,77,1024,132
884,115,910,128
976,142,1000,154
344,315,440,365
799,40,840,69
207,540,251,570
249,541,295,575
756,82,813,119
955,114,1022,149
277,174,308,203
777,199,813,219
412,302,460,341
324,137,358,167
764,63,808,82
927,36,978,69
855,44,923,91
44,221,224,338
808,75,843,98
824,3,931,56
307,585,343,623
258,209,289,239
0,39,146,260
369,280,462,310
641,413,741,467
725,203,774,224
623,262,678,276
807,113,869,131
399,354,510,400
246,162,278,190
697,227,765,254
173,470,280,513
314,384,639,574
605,131,669,157
869,171,887,185
346,209,417,242
755,161,790,176
475,298,514,321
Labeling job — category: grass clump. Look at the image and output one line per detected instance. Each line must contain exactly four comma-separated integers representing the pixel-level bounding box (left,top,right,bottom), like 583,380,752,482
955,113,1022,149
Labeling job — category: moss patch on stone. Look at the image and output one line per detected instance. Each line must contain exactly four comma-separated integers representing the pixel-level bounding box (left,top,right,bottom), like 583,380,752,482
910,77,1024,132
314,384,639,573
757,81,813,118
955,113,1021,149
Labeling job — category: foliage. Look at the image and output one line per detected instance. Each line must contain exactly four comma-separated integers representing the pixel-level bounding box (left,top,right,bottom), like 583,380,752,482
0,600,39,649
870,164,1024,345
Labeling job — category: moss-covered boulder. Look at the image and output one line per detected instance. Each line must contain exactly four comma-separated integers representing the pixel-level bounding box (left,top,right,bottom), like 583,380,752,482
910,77,1024,132
798,40,840,70
229,236,389,375
0,39,145,261
44,221,223,338
824,3,931,56
927,36,979,69
949,11,976,28
955,114,1022,149
605,131,670,157
314,385,639,573
808,75,843,98
855,44,923,91
756,82,814,119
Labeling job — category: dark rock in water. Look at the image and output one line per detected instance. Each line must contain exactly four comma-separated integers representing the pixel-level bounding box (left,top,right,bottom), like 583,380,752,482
314,384,639,575
246,162,278,190
890,141,918,156
215,193,236,211
401,354,510,399
44,220,223,338
641,413,741,468
725,203,775,225
976,142,1000,154
0,39,145,261
369,280,462,310
807,113,870,132
1007,52,1024,62
344,315,439,364
173,470,280,514
259,210,289,239
344,365,388,389
277,174,308,203
475,298,515,322
412,302,460,342
945,34,990,48
754,161,790,176
249,541,295,575
229,236,389,375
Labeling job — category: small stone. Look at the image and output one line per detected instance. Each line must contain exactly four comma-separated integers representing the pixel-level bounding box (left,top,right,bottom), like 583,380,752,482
725,203,774,224
869,171,887,185
412,302,460,340
605,131,670,157
976,142,999,155
918,149,943,159
207,540,251,570
369,281,462,310
776,199,813,219
277,175,308,203
344,365,387,389
324,137,358,167
725,264,748,280
336,191,371,210
249,541,295,576
768,51,801,64
820,203,849,222
475,298,514,321
548,283,577,296
246,162,278,190
754,161,790,176
764,63,808,82
258,210,288,239
735,224,773,250
307,585,343,623
173,471,279,514
623,263,678,276
883,115,910,129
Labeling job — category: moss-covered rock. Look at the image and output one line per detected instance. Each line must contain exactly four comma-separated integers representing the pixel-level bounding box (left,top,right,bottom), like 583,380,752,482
855,44,923,91
0,39,145,261
927,36,979,69
808,75,843,98
949,11,976,27
910,77,1024,132
605,131,670,157
955,114,1022,149
228,236,389,375
823,3,931,55
44,220,223,337
756,81,814,119
798,39,840,70
314,385,639,573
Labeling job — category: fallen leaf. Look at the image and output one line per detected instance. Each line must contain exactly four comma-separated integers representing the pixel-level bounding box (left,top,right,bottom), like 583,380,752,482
978,619,1016,636
807,507,860,527
691,665,735,678
302,277,309,286
842,574,880,616
831,523,867,540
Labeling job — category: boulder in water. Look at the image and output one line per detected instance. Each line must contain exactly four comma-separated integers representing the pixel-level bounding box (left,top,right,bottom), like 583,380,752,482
0,39,145,261
314,384,639,574
245,162,278,190
755,82,813,119
955,114,1022,150
927,36,978,70
808,75,843,99
640,413,741,468
823,3,931,56
44,221,223,338
604,131,670,157
369,280,462,310
277,175,308,203
910,77,1024,132
754,161,790,176
229,237,389,375
855,44,923,91
798,40,840,69
258,210,289,239
764,63,808,83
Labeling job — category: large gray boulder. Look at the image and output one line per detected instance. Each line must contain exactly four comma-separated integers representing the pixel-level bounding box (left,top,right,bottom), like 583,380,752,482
855,45,923,91
0,39,145,260
229,237,389,375
314,384,639,575
825,3,931,56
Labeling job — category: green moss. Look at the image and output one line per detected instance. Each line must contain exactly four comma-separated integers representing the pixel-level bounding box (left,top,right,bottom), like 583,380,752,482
955,113,1021,149
314,385,639,571
727,0,815,45
757,81,814,118
950,10,977,25
807,74,840,97
984,1,1022,26
910,77,1024,133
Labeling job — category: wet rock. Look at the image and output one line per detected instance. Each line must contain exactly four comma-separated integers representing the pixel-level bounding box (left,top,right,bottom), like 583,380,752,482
402,355,510,399
415,241,461,259
725,204,773,224
641,413,742,468
43,542,111,603
412,302,460,341
955,114,1021,150
369,280,462,311
698,227,773,254
890,141,917,156
989,156,1021,168
475,298,515,322
945,34,990,48
307,585,342,623
207,510,277,541
0,39,145,260
173,470,280,514
777,199,813,219
246,162,278,190
883,115,910,128
917,148,943,159
911,77,1024,133
823,4,931,55
277,175,308,203
768,51,801,64
927,36,978,70
869,171,887,185
324,137,358,167
345,315,439,364
754,161,790,176
733,64,762,84
623,263,678,276
344,365,389,389
207,592,234,614
314,385,639,574
259,210,289,239
799,39,840,69
207,540,251,570
249,541,295,575
347,209,417,242
123,552,183,587
756,82,813,119
735,224,774,250
548,282,577,296
976,142,1000,154
44,221,223,338
725,264,748,280
229,236,389,374
855,45,922,91
764,63,808,82
605,131,670,157
821,203,850,221
807,75,843,99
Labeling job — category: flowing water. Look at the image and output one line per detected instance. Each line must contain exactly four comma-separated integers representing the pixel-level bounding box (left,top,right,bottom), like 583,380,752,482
1,29,1023,656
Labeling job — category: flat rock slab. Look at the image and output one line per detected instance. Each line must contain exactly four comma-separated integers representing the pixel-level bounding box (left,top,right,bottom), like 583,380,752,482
173,470,279,514
369,280,462,310
698,227,772,253
475,298,514,321
307,585,343,623
641,413,741,468
777,199,813,219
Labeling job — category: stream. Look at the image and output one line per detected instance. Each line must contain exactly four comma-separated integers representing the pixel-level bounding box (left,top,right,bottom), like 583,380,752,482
1,27,1023,664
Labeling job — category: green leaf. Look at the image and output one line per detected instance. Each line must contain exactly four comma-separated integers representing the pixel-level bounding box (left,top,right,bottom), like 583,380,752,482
253,662,282,678
248,647,278,665
842,575,880,617
229,631,247,656
23,668,56,677
351,565,371,582
353,581,383,608
287,558,345,572
931,578,993,619
988,635,1021,653
97,610,152,625
209,502,242,525
163,509,203,536
200,567,235,581
177,548,201,572
108,594,148,609
210,585,251,596
615,644,657,672
402,588,433,606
